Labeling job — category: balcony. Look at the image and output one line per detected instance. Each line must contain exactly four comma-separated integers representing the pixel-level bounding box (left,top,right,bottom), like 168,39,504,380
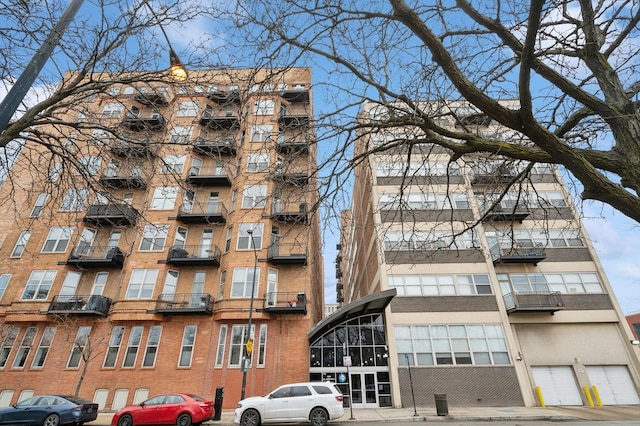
272,165,310,186
176,202,227,224
186,164,233,187
471,171,515,185
128,91,169,106
66,246,125,269
47,294,111,316
199,110,239,130
121,111,166,131
99,168,149,189
110,140,157,158
280,88,309,103
205,89,241,105
267,242,307,265
482,204,530,223
278,107,310,128
154,293,214,315
270,199,308,223
261,292,307,314
84,203,139,226
490,243,547,265
166,244,221,266
275,134,310,155
192,136,237,156
503,292,565,314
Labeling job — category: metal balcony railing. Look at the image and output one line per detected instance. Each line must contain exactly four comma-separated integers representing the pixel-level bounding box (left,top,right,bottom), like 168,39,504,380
192,136,237,156
176,202,228,224
186,164,233,187
67,245,125,268
155,293,214,315
503,292,565,314
166,244,221,266
267,242,308,265
84,204,139,226
490,243,547,265
122,111,166,131
262,291,307,314
48,294,111,316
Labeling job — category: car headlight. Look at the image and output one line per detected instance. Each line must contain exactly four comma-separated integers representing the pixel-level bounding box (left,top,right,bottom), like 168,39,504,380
236,403,243,408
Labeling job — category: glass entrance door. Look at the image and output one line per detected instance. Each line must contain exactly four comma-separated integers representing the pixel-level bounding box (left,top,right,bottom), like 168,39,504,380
350,373,378,408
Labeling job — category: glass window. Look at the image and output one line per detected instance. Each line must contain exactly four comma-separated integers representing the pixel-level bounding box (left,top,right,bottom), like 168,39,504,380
0,274,10,300
170,126,193,143
242,185,267,208
251,124,272,142
12,327,37,369
126,269,159,299
104,326,125,368
218,270,226,300
231,267,260,298
31,327,56,369
30,194,48,217
67,326,91,368
161,155,186,174
21,270,56,301
179,325,197,367
254,99,275,115
11,231,31,258
237,223,263,249
215,325,227,368
229,325,253,367
258,324,267,367
247,153,270,172
142,326,162,368
0,326,19,369
177,101,198,117
123,326,143,368
139,225,169,251
150,187,178,210
101,102,123,118
60,189,88,211
42,227,74,253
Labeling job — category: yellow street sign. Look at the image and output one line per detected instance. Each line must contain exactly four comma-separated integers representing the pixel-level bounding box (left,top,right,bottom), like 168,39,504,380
245,338,254,356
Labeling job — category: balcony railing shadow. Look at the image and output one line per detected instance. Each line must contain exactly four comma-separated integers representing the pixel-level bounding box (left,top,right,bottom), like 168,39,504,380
154,293,214,315
261,291,307,314
47,294,111,316
166,244,221,266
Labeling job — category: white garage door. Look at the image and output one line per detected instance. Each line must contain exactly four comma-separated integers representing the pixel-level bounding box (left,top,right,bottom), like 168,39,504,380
532,366,583,406
586,365,640,405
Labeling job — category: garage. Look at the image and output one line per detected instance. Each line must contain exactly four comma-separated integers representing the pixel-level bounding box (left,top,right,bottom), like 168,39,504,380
531,366,583,406
586,365,640,405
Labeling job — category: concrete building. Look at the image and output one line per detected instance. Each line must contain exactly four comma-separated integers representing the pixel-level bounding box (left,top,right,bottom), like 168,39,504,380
0,68,323,410
627,312,640,340
320,100,640,408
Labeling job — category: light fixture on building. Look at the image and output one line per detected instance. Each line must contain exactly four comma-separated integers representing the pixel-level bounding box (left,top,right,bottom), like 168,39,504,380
631,339,640,346
515,352,523,361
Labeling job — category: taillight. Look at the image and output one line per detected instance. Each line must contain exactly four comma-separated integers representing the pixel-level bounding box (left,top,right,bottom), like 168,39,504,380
335,395,343,402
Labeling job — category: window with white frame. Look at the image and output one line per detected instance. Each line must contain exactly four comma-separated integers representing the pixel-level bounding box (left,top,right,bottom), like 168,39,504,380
254,99,275,115
375,160,460,177
218,270,226,300
90,129,110,145
30,194,48,217
123,326,144,368
48,162,63,181
395,324,509,366
101,102,123,118
379,193,469,210
486,228,583,249
231,267,260,298
66,326,91,368
31,327,56,369
258,324,267,366
142,326,162,368
177,101,198,117
60,188,88,211
103,326,125,368
215,325,227,367
161,155,186,174
389,274,492,296
21,270,56,301
0,274,10,300
12,327,37,369
79,156,102,175
0,327,19,369
536,191,567,207
60,271,81,296
170,126,193,144
246,153,270,172
162,270,179,297
126,269,159,299
92,272,108,295
139,225,169,251
251,124,272,142
237,223,263,249
497,272,604,294
150,187,178,210
242,185,267,208
383,230,477,251
179,325,197,367
229,324,254,367
11,231,31,258
225,227,232,252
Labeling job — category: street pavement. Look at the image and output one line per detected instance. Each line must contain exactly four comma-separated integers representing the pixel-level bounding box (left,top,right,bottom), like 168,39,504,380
92,404,640,425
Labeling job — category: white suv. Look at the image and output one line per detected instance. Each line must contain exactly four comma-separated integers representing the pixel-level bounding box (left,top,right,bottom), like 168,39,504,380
234,382,345,426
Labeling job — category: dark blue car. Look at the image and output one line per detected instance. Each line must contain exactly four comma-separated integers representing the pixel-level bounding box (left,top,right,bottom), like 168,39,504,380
0,394,98,426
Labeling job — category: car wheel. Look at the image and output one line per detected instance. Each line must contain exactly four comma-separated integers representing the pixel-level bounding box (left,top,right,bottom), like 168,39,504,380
42,414,60,426
240,408,261,426
177,413,192,426
117,414,133,426
310,407,328,426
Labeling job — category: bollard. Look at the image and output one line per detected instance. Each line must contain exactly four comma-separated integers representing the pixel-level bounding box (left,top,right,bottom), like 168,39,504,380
213,387,224,421
434,393,448,416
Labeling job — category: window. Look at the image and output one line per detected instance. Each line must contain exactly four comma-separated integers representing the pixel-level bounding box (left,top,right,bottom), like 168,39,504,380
139,225,169,251
126,269,158,299
30,194,48,217
21,270,56,301
179,325,197,367
254,99,275,115
389,274,492,296
497,272,604,294
251,124,272,142
79,156,102,175
123,327,143,368
177,101,198,117
150,187,178,210
175,226,188,248
229,325,254,367
11,327,37,369
60,271,81,296
231,267,260,298
67,326,91,368
162,270,179,296
242,185,267,208
60,188,88,211
225,227,232,252
48,162,63,182
161,155,186,174
31,327,56,369
379,192,469,210
384,230,477,251
41,227,73,253
170,126,193,144
11,231,31,258
230,189,237,211
247,153,270,172
92,272,108,295
0,274,10,300
218,270,226,300
215,325,227,367
395,324,509,366
237,223,263,250
0,327,19,369
101,102,123,118
104,326,125,368
258,324,267,366
142,326,162,368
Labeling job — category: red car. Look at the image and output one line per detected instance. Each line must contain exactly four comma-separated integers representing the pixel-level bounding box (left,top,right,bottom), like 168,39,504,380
110,393,214,426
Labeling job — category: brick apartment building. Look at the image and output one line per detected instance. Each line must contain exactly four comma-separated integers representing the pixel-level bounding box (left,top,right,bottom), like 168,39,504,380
322,100,640,408
0,67,323,410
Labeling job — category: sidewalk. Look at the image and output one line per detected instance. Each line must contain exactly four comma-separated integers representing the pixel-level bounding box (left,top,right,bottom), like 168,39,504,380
93,404,640,425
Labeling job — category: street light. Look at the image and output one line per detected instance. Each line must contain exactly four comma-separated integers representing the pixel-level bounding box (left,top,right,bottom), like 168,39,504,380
240,228,259,400
142,1,188,81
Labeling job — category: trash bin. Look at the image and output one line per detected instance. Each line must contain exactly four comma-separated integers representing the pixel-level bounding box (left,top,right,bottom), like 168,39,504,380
434,393,448,416
213,387,224,421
